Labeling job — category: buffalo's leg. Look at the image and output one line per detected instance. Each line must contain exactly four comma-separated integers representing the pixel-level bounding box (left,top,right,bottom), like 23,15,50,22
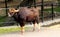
36,23,40,32
33,21,40,32
21,26,25,34
32,21,36,31
20,22,25,34
36,16,40,32
32,16,40,31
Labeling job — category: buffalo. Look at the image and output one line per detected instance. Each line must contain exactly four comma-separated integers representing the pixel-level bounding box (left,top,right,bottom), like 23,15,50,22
8,7,40,34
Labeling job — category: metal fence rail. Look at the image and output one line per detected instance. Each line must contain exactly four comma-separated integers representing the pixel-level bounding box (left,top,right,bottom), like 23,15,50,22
0,0,60,26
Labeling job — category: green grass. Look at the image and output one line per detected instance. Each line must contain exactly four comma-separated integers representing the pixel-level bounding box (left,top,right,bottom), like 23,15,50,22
54,7,60,12
44,7,60,12
0,16,8,26
0,18,6,22
0,27,19,34
0,26,31,34
0,16,7,22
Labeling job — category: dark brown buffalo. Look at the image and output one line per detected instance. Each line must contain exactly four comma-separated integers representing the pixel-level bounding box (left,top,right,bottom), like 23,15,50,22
8,7,40,34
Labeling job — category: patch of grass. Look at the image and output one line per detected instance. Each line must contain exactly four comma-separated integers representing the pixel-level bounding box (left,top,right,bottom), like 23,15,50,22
54,7,60,12
0,16,7,22
0,27,19,34
44,7,60,12
0,26,31,34
0,18,6,22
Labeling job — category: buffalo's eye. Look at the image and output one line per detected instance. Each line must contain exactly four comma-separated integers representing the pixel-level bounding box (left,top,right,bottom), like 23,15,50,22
10,12,11,14
9,12,13,14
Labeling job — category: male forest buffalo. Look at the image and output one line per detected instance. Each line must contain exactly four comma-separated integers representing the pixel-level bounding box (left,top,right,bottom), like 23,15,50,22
8,7,40,34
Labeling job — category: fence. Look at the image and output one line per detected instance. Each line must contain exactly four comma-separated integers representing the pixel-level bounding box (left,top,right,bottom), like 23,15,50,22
0,0,60,26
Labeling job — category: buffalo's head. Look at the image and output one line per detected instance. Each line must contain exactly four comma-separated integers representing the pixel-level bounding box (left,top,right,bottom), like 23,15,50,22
8,8,19,17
